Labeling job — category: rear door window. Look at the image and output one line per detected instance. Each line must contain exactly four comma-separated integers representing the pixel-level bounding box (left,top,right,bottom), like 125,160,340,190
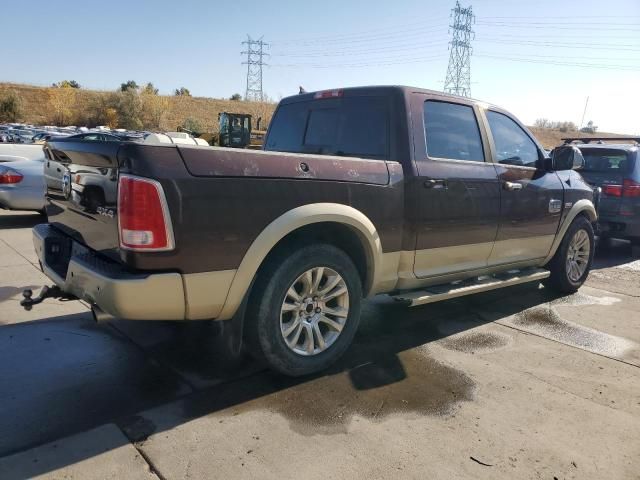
423,101,485,162
265,96,389,159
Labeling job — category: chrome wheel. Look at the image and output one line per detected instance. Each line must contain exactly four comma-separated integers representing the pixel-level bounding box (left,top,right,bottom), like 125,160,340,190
280,267,350,356
566,229,590,282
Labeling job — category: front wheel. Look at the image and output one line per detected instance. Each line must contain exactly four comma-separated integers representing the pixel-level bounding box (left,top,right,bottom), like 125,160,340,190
544,216,594,293
246,244,363,376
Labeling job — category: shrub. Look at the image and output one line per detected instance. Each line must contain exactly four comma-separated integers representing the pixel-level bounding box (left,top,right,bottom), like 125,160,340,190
182,117,203,135
0,90,23,122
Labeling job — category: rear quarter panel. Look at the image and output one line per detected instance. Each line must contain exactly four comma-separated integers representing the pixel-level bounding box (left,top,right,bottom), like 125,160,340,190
120,144,405,274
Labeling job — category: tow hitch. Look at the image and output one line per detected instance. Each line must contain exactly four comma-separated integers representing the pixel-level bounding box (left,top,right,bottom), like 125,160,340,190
20,286,76,311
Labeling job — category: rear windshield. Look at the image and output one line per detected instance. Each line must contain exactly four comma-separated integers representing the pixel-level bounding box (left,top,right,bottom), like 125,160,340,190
580,149,634,173
265,96,389,159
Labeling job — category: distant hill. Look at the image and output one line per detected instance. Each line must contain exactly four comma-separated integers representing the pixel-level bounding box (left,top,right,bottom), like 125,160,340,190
2,82,633,150
529,127,635,150
0,82,276,133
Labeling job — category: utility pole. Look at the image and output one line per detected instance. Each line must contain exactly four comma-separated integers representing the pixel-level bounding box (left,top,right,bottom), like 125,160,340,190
443,1,475,97
580,96,589,129
241,36,268,102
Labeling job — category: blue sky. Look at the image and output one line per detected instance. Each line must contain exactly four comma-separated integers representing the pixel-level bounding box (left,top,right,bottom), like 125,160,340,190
2,0,639,133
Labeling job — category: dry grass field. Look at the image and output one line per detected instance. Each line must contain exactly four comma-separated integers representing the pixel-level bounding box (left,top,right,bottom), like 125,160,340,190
1,82,632,149
528,127,633,149
0,82,276,133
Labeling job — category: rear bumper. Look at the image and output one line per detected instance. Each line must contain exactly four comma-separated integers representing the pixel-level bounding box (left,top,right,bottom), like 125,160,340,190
33,224,186,320
597,215,640,240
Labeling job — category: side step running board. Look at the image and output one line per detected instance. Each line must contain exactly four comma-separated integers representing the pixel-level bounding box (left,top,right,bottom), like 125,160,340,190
391,268,550,307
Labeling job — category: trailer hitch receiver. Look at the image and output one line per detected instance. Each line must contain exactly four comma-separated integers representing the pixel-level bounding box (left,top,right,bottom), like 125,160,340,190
20,286,76,311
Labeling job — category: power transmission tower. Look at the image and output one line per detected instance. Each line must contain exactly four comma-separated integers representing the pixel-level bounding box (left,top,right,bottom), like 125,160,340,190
241,36,269,101
443,1,475,97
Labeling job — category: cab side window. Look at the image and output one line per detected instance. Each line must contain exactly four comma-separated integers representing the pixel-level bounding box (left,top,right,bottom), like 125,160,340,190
424,101,485,162
486,111,539,168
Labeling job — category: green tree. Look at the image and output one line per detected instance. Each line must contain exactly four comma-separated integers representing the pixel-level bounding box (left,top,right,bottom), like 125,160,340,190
230,93,242,101
142,82,159,95
174,87,191,97
120,80,139,92
117,89,143,130
141,92,169,129
0,90,23,122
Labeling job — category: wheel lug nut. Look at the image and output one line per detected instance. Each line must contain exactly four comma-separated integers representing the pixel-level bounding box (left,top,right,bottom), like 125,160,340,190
315,307,321,313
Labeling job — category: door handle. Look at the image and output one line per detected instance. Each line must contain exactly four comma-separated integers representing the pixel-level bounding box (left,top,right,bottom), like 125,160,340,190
424,179,447,189
503,181,523,191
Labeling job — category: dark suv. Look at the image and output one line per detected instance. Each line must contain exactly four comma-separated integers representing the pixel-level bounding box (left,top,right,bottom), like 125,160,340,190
569,138,640,254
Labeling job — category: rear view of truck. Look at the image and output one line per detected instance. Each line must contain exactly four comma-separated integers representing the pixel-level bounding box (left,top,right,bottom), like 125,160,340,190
36,139,187,319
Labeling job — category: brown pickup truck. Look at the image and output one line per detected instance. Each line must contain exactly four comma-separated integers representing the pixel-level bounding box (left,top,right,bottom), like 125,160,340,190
29,86,597,376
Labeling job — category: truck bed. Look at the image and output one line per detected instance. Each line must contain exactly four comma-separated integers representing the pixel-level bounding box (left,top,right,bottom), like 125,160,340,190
44,140,404,274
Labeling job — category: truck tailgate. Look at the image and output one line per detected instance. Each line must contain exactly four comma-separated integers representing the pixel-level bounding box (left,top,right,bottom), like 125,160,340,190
44,140,121,260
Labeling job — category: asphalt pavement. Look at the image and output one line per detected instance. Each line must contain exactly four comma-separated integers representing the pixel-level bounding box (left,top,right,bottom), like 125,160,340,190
0,209,639,479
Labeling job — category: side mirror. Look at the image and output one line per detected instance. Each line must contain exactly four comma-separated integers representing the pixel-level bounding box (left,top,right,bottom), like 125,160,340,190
550,145,584,171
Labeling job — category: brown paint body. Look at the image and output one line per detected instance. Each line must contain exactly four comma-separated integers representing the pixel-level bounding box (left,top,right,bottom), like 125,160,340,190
43,86,593,277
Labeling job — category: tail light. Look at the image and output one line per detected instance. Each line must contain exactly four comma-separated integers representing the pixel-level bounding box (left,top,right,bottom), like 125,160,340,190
622,178,640,197
0,167,23,184
117,174,175,251
601,184,622,197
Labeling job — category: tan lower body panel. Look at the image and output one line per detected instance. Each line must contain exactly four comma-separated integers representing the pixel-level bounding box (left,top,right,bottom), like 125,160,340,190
182,270,237,320
414,242,494,278
64,258,186,320
488,235,555,266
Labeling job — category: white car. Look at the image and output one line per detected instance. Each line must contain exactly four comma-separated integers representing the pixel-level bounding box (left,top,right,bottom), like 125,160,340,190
0,159,45,212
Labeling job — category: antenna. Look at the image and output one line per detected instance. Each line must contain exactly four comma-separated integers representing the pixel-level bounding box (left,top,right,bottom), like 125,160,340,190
580,96,589,129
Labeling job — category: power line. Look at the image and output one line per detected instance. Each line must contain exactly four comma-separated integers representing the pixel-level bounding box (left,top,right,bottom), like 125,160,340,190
477,38,640,51
270,54,447,69
479,15,640,19
444,1,475,97
241,36,269,102
477,20,640,26
270,16,450,45
271,41,448,58
475,54,640,71
475,23,639,31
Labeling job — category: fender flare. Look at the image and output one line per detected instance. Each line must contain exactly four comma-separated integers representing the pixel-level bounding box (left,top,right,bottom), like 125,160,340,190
217,203,384,320
542,198,597,264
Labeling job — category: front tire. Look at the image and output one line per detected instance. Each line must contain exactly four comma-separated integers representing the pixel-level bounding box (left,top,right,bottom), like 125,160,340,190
246,244,362,376
544,215,594,293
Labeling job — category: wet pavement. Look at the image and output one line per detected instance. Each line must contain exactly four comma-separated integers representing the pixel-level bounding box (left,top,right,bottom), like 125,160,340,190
1,210,639,479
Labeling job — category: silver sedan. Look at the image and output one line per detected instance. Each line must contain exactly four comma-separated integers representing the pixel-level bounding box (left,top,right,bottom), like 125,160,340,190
0,159,46,212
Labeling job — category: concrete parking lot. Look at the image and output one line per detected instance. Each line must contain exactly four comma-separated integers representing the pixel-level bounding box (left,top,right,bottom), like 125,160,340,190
0,209,639,480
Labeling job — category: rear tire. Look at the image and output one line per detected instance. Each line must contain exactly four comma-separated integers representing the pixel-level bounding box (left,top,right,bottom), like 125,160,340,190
543,216,594,294
246,243,362,377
